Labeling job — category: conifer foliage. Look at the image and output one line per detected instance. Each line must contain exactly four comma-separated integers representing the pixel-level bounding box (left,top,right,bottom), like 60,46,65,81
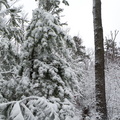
0,0,81,119
0,0,25,81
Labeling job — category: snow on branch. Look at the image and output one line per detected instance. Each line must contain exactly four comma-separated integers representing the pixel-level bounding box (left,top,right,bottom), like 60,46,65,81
0,96,58,120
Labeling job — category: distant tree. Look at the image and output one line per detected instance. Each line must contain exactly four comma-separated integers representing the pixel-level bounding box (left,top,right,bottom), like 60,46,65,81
93,0,107,119
72,36,90,70
105,30,119,64
73,36,88,59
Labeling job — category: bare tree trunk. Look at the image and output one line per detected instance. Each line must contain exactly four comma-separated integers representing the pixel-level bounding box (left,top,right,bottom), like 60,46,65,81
93,0,107,119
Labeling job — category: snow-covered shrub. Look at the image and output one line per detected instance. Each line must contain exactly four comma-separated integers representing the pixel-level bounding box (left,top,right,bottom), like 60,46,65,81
0,96,77,120
105,63,120,120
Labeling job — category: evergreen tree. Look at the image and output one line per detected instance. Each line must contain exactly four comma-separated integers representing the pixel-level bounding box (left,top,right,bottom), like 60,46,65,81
72,36,90,70
0,0,82,119
21,0,79,99
73,36,89,60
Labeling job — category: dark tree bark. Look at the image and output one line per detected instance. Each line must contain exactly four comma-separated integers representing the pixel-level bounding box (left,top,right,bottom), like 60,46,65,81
93,0,107,119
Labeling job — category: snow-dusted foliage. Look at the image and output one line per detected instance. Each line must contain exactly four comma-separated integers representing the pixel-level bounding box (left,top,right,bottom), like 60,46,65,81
0,0,82,120
37,0,69,12
0,0,26,81
0,96,77,120
0,1,25,43
19,5,78,96
105,63,120,120
16,5,80,118
0,96,70,120
0,37,18,80
80,62,120,120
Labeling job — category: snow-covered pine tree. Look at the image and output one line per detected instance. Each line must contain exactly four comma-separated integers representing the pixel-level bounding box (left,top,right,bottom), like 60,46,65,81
17,0,81,119
0,0,83,119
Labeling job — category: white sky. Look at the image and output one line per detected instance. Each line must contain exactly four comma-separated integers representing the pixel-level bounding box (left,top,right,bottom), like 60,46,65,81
16,0,120,48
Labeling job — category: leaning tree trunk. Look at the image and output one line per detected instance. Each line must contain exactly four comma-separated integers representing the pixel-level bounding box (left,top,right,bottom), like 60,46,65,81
93,0,107,119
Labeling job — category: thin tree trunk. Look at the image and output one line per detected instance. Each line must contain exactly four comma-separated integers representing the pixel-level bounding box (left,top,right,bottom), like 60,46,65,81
93,0,107,119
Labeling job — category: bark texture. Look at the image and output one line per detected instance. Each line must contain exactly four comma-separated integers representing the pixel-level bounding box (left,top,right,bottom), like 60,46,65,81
93,0,107,119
